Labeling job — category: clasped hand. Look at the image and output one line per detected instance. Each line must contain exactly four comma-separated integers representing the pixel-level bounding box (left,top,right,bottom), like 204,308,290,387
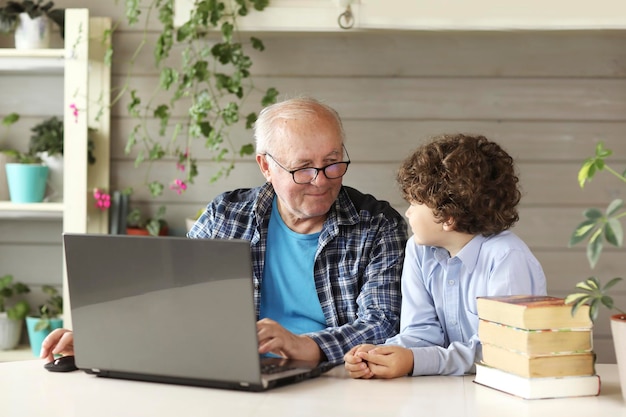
344,344,414,379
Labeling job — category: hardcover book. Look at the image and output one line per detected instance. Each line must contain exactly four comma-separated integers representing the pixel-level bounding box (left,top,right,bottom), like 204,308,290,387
476,295,592,330
481,343,596,378
478,319,593,355
474,362,601,399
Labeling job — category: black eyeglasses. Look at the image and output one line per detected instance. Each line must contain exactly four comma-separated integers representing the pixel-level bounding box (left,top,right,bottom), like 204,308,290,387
264,147,351,184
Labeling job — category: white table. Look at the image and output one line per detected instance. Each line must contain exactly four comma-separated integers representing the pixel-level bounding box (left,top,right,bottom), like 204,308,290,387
1,361,624,417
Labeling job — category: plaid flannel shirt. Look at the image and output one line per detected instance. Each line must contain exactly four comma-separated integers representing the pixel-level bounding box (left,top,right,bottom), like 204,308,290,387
189,183,407,363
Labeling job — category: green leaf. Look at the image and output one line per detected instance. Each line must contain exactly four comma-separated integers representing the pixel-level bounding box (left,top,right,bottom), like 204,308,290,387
2,112,19,126
148,181,164,198
245,112,257,129
587,229,604,268
605,218,623,247
34,318,50,332
239,143,255,156
262,88,279,106
250,36,265,51
606,199,624,217
605,277,624,291
568,219,598,246
583,208,603,220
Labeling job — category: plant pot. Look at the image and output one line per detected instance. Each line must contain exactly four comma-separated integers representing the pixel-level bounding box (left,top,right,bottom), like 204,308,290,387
186,217,197,233
25,316,63,357
5,163,49,203
0,312,23,351
126,226,169,236
14,13,50,50
0,152,13,201
39,152,63,202
611,314,626,401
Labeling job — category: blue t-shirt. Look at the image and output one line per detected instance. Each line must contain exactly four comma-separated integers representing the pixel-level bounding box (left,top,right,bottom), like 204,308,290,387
259,197,327,334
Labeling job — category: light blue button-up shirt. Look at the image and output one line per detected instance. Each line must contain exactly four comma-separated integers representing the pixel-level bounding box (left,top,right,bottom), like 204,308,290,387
385,231,547,376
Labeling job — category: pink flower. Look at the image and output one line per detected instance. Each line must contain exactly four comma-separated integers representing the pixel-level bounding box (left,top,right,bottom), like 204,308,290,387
169,179,187,195
69,103,79,123
93,188,111,211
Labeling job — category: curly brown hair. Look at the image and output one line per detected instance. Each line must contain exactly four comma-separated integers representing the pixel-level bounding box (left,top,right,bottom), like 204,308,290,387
397,134,521,236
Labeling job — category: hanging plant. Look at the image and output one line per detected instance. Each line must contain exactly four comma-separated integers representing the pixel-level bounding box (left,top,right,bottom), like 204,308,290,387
118,0,278,197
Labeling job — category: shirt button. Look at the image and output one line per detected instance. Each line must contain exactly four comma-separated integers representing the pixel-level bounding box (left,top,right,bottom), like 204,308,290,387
448,280,455,285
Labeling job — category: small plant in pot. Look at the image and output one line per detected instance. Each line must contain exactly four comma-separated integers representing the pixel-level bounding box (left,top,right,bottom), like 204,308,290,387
0,274,31,350
565,141,626,399
26,284,63,356
1,148,48,203
27,116,97,201
126,205,168,237
0,0,65,49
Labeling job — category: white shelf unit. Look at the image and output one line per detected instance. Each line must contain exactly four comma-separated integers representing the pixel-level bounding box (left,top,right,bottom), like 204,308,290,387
0,9,111,360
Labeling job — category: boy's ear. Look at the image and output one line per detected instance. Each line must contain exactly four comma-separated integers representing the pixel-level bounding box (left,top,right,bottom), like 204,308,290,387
442,218,456,231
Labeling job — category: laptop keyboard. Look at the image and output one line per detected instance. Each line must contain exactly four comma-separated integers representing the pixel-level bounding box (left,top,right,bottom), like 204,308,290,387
261,361,297,375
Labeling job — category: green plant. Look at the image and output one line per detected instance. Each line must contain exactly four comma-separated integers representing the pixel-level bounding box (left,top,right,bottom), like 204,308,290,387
566,142,626,322
1,148,42,164
127,205,167,237
28,116,63,156
0,274,30,320
568,142,626,268
27,116,97,164
0,0,64,35
32,285,62,332
566,277,624,322
118,0,278,198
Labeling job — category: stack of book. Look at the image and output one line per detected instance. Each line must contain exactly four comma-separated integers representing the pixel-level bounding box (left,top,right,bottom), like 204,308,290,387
474,295,601,399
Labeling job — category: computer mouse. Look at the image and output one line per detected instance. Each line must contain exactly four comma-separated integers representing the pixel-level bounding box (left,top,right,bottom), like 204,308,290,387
44,355,79,373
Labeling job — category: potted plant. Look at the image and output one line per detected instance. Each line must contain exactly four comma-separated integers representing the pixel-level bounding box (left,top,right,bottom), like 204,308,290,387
118,0,278,199
0,0,65,49
565,141,626,399
0,112,20,200
0,274,30,350
126,205,168,237
25,284,62,357
28,115,63,201
1,148,48,203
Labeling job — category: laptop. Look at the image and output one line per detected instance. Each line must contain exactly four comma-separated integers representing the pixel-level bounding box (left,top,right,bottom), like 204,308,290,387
62,233,334,391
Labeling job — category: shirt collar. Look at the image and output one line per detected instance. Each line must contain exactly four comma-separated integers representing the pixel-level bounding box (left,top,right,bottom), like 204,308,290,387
432,234,485,274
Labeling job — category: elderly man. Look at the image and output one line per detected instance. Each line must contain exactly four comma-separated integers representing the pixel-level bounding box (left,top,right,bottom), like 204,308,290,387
41,97,407,365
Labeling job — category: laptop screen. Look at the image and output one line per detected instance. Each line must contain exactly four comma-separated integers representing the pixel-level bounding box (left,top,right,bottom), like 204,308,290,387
63,234,263,385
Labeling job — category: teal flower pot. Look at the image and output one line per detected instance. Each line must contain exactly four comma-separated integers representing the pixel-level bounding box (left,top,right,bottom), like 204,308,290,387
5,163,49,203
25,317,63,357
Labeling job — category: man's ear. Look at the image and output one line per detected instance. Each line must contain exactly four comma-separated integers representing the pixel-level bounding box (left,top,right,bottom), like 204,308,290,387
257,154,271,182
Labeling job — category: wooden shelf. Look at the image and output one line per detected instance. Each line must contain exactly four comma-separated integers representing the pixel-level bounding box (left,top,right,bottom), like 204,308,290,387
0,48,65,72
0,202,63,219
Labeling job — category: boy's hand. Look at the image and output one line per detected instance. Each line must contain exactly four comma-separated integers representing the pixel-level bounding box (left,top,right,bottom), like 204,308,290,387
356,346,414,379
344,344,376,379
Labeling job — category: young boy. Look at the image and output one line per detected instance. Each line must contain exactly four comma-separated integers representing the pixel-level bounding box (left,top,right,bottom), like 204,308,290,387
344,134,547,379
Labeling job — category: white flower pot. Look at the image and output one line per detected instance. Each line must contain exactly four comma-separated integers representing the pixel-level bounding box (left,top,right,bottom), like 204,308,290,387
611,314,626,401
39,152,63,202
0,152,12,201
14,13,50,50
0,312,23,351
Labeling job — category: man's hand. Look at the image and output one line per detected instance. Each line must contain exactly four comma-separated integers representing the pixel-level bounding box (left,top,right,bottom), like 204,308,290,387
256,318,323,362
344,344,376,379
356,345,414,379
40,328,75,363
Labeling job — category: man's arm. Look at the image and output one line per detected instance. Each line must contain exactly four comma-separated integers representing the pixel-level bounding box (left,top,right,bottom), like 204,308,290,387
307,218,407,363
